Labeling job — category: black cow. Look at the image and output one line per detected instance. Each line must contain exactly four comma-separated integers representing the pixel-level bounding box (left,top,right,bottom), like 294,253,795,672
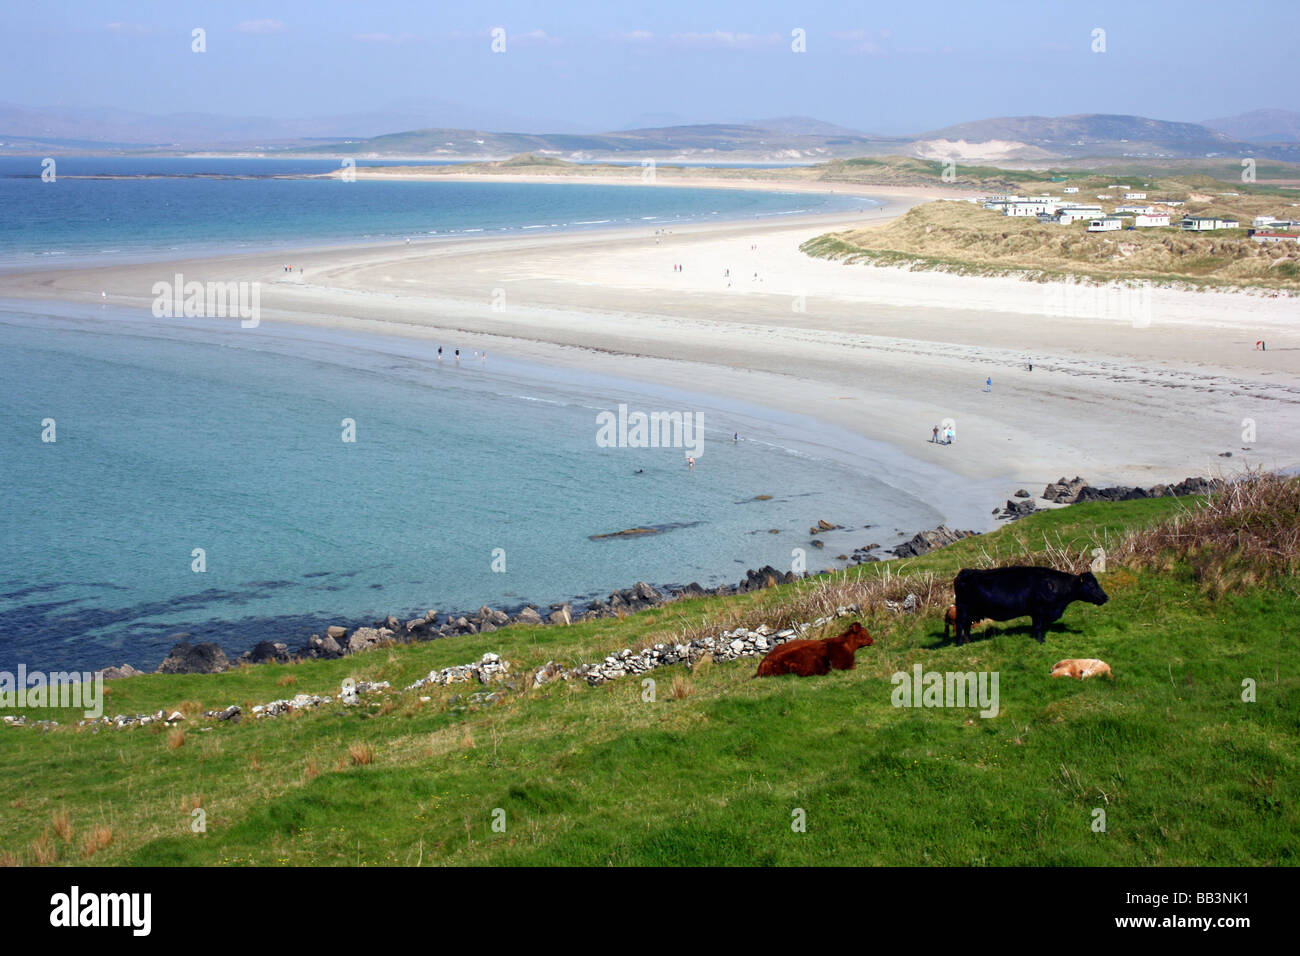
952,566,1108,644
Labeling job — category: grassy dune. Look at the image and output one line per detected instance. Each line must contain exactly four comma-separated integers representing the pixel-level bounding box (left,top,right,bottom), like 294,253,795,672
353,153,1300,195
1,486,1296,866
802,200,1300,290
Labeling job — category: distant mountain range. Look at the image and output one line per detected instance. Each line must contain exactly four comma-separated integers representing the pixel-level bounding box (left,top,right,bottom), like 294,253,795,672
2,105,1297,163
1202,109,1300,143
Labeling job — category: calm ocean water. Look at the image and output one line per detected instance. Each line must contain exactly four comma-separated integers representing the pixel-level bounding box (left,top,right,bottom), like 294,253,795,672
0,156,873,267
0,158,927,673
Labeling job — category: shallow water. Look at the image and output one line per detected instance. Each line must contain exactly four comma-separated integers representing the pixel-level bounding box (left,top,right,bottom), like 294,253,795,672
0,302,944,671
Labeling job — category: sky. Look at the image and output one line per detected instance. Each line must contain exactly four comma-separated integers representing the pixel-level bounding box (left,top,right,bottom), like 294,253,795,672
2,0,1297,135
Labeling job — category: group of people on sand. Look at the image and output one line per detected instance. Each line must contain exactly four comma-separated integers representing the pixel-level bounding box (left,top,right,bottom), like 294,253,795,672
931,424,956,445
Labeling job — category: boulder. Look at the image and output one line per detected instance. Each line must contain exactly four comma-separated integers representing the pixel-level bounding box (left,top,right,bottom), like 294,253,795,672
1042,476,1088,504
515,607,544,626
326,625,348,640
483,607,510,626
247,641,291,664
347,627,383,653
96,663,140,681
632,581,662,604
891,526,974,559
157,641,229,675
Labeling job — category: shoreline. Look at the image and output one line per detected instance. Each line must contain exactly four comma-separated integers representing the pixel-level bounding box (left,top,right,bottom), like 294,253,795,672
93,472,1222,679
2,176,1296,492
3,174,1298,672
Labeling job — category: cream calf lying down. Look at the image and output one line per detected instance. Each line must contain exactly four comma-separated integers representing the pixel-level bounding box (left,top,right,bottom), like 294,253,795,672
1050,658,1113,679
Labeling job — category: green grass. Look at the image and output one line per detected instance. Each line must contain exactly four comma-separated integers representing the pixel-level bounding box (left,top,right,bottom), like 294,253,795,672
1,496,1296,866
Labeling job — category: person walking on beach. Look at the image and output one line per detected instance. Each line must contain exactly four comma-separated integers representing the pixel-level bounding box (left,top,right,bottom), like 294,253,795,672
984,376,992,393
455,349,460,364
687,456,695,469
946,426,955,444
931,425,939,443
437,346,442,363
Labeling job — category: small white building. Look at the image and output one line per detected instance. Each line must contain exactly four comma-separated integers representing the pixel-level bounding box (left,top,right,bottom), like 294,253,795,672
1063,186,1079,194
1124,191,1147,200
1249,216,1299,229
1250,231,1300,244
1115,204,1155,214
1180,216,1240,231
1096,194,1113,200
1004,200,1056,216
1134,213,1171,227
1088,217,1124,232
1153,199,1184,207
1056,204,1102,223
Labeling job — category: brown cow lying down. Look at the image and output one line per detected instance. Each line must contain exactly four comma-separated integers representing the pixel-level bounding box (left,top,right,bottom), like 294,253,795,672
944,604,988,640
1050,658,1113,680
754,622,873,677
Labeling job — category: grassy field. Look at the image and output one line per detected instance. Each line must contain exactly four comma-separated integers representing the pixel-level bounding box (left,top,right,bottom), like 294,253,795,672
802,199,1300,290
1,488,1296,866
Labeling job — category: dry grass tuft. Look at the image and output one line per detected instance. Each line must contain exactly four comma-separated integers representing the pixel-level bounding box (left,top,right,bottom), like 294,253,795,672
51,809,73,842
82,826,113,858
30,830,57,864
669,674,693,700
1113,472,1300,596
166,728,186,750
348,742,374,766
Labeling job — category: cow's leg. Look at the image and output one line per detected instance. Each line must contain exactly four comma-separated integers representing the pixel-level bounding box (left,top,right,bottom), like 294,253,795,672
1031,614,1046,643
956,606,970,645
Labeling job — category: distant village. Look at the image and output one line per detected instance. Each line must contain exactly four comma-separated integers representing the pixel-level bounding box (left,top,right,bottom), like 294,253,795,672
972,186,1300,242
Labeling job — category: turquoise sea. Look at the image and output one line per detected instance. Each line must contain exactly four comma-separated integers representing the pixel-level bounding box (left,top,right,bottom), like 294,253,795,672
0,158,946,673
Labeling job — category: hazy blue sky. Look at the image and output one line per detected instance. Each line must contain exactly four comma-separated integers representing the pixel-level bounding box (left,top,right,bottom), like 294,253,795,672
2,1,1296,134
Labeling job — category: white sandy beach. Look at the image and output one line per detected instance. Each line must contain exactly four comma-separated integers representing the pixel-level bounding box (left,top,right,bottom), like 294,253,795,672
4,174,1298,530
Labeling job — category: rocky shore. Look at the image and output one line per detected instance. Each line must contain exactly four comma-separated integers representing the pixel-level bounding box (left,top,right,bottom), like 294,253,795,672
93,473,1225,679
